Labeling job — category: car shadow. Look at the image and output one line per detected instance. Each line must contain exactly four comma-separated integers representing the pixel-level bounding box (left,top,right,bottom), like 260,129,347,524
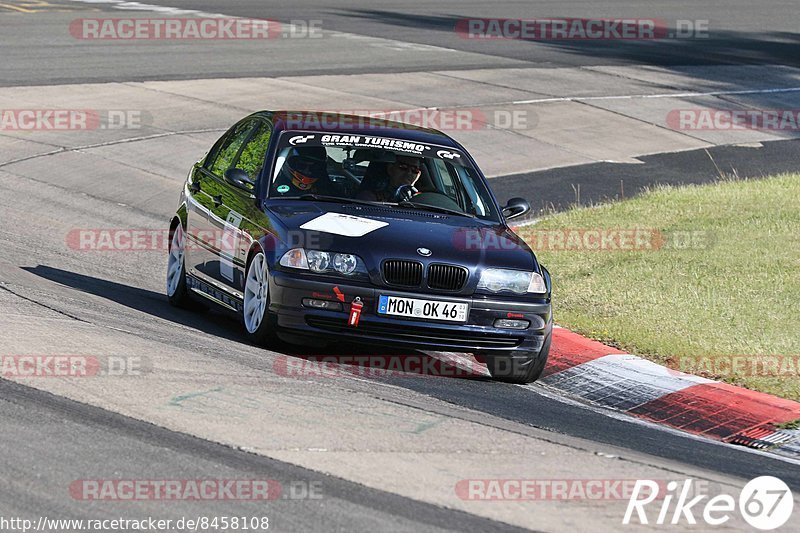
22,265,246,343
23,265,491,381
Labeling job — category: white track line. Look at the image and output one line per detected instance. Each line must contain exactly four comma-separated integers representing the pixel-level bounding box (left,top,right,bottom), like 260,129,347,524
66,0,462,53
64,0,222,17
513,86,800,105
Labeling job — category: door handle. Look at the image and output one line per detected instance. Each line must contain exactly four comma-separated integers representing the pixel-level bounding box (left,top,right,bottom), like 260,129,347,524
189,181,201,193
212,195,223,207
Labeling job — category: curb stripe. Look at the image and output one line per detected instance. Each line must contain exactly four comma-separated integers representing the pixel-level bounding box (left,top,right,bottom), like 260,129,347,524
542,353,713,410
628,383,800,440
543,328,625,378
545,329,800,455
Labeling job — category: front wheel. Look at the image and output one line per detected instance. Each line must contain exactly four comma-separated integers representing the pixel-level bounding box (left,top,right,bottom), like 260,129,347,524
166,223,191,307
485,333,551,384
242,251,279,346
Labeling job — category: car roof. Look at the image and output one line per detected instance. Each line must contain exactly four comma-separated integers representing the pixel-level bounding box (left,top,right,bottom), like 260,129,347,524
251,110,462,148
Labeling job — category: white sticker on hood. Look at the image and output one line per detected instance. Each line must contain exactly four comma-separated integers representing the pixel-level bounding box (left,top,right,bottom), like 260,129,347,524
300,212,388,237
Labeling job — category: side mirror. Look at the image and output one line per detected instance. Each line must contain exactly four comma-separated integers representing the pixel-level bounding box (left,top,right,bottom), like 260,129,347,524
502,197,530,220
224,168,255,190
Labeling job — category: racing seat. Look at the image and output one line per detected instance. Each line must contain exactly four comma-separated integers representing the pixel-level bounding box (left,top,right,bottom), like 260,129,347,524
416,164,435,192
356,161,389,199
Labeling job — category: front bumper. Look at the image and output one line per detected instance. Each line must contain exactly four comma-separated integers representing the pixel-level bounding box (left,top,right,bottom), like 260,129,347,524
269,271,552,354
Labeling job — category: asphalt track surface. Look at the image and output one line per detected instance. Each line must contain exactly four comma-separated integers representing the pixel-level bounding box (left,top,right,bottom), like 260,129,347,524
2,1,800,531
0,379,528,532
490,138,800,210
3,0,800,85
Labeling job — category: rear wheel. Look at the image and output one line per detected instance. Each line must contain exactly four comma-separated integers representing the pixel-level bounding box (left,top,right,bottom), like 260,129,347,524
243,251,279,346
485,333,551,384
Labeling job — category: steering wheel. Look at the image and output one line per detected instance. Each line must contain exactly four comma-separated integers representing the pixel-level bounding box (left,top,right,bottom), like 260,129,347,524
392,184,418,202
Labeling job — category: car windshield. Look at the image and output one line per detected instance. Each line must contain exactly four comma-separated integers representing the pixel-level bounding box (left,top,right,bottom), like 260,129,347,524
268,131,501,221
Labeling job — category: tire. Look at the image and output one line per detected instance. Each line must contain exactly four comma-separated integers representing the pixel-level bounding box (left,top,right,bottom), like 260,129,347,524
242,251,279,346
485,333,551,384
166,223,192,308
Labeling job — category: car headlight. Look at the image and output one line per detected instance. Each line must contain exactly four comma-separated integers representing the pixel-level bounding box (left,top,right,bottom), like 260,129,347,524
478,269,547,294
306,250,330,272
332,253,358,275
279,248,365,276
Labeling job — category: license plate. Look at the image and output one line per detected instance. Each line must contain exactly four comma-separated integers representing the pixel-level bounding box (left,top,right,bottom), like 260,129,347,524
377,295,468,322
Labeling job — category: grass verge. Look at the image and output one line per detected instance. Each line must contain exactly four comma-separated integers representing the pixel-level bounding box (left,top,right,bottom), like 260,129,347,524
515,173,800,400
777,419,800,430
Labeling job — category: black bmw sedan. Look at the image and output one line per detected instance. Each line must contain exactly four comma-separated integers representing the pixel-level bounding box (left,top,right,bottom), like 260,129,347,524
166,111,552,383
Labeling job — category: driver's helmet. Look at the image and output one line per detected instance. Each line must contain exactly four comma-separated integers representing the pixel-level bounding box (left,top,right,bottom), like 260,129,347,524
283,147,328,191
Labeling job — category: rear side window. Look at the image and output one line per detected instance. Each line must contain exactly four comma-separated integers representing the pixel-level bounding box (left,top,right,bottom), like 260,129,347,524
237,122,273,181
207,120,256,177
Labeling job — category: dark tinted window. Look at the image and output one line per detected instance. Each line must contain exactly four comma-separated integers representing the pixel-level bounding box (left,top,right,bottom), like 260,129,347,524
237,122,273,181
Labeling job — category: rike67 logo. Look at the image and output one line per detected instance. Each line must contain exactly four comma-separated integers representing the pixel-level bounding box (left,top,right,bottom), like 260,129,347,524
624,476,793,530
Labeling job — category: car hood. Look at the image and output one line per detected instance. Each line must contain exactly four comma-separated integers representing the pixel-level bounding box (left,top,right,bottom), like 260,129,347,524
264,201,538,273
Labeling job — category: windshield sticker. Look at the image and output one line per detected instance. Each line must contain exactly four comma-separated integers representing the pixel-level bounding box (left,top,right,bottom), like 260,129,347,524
437,150,461,160
300,212,388,237
318,134,432,155
289,134,315,146
276,184,290,194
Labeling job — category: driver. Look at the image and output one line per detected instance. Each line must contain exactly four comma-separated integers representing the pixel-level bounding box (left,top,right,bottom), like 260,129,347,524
273,147,334,196
358,155,424,202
